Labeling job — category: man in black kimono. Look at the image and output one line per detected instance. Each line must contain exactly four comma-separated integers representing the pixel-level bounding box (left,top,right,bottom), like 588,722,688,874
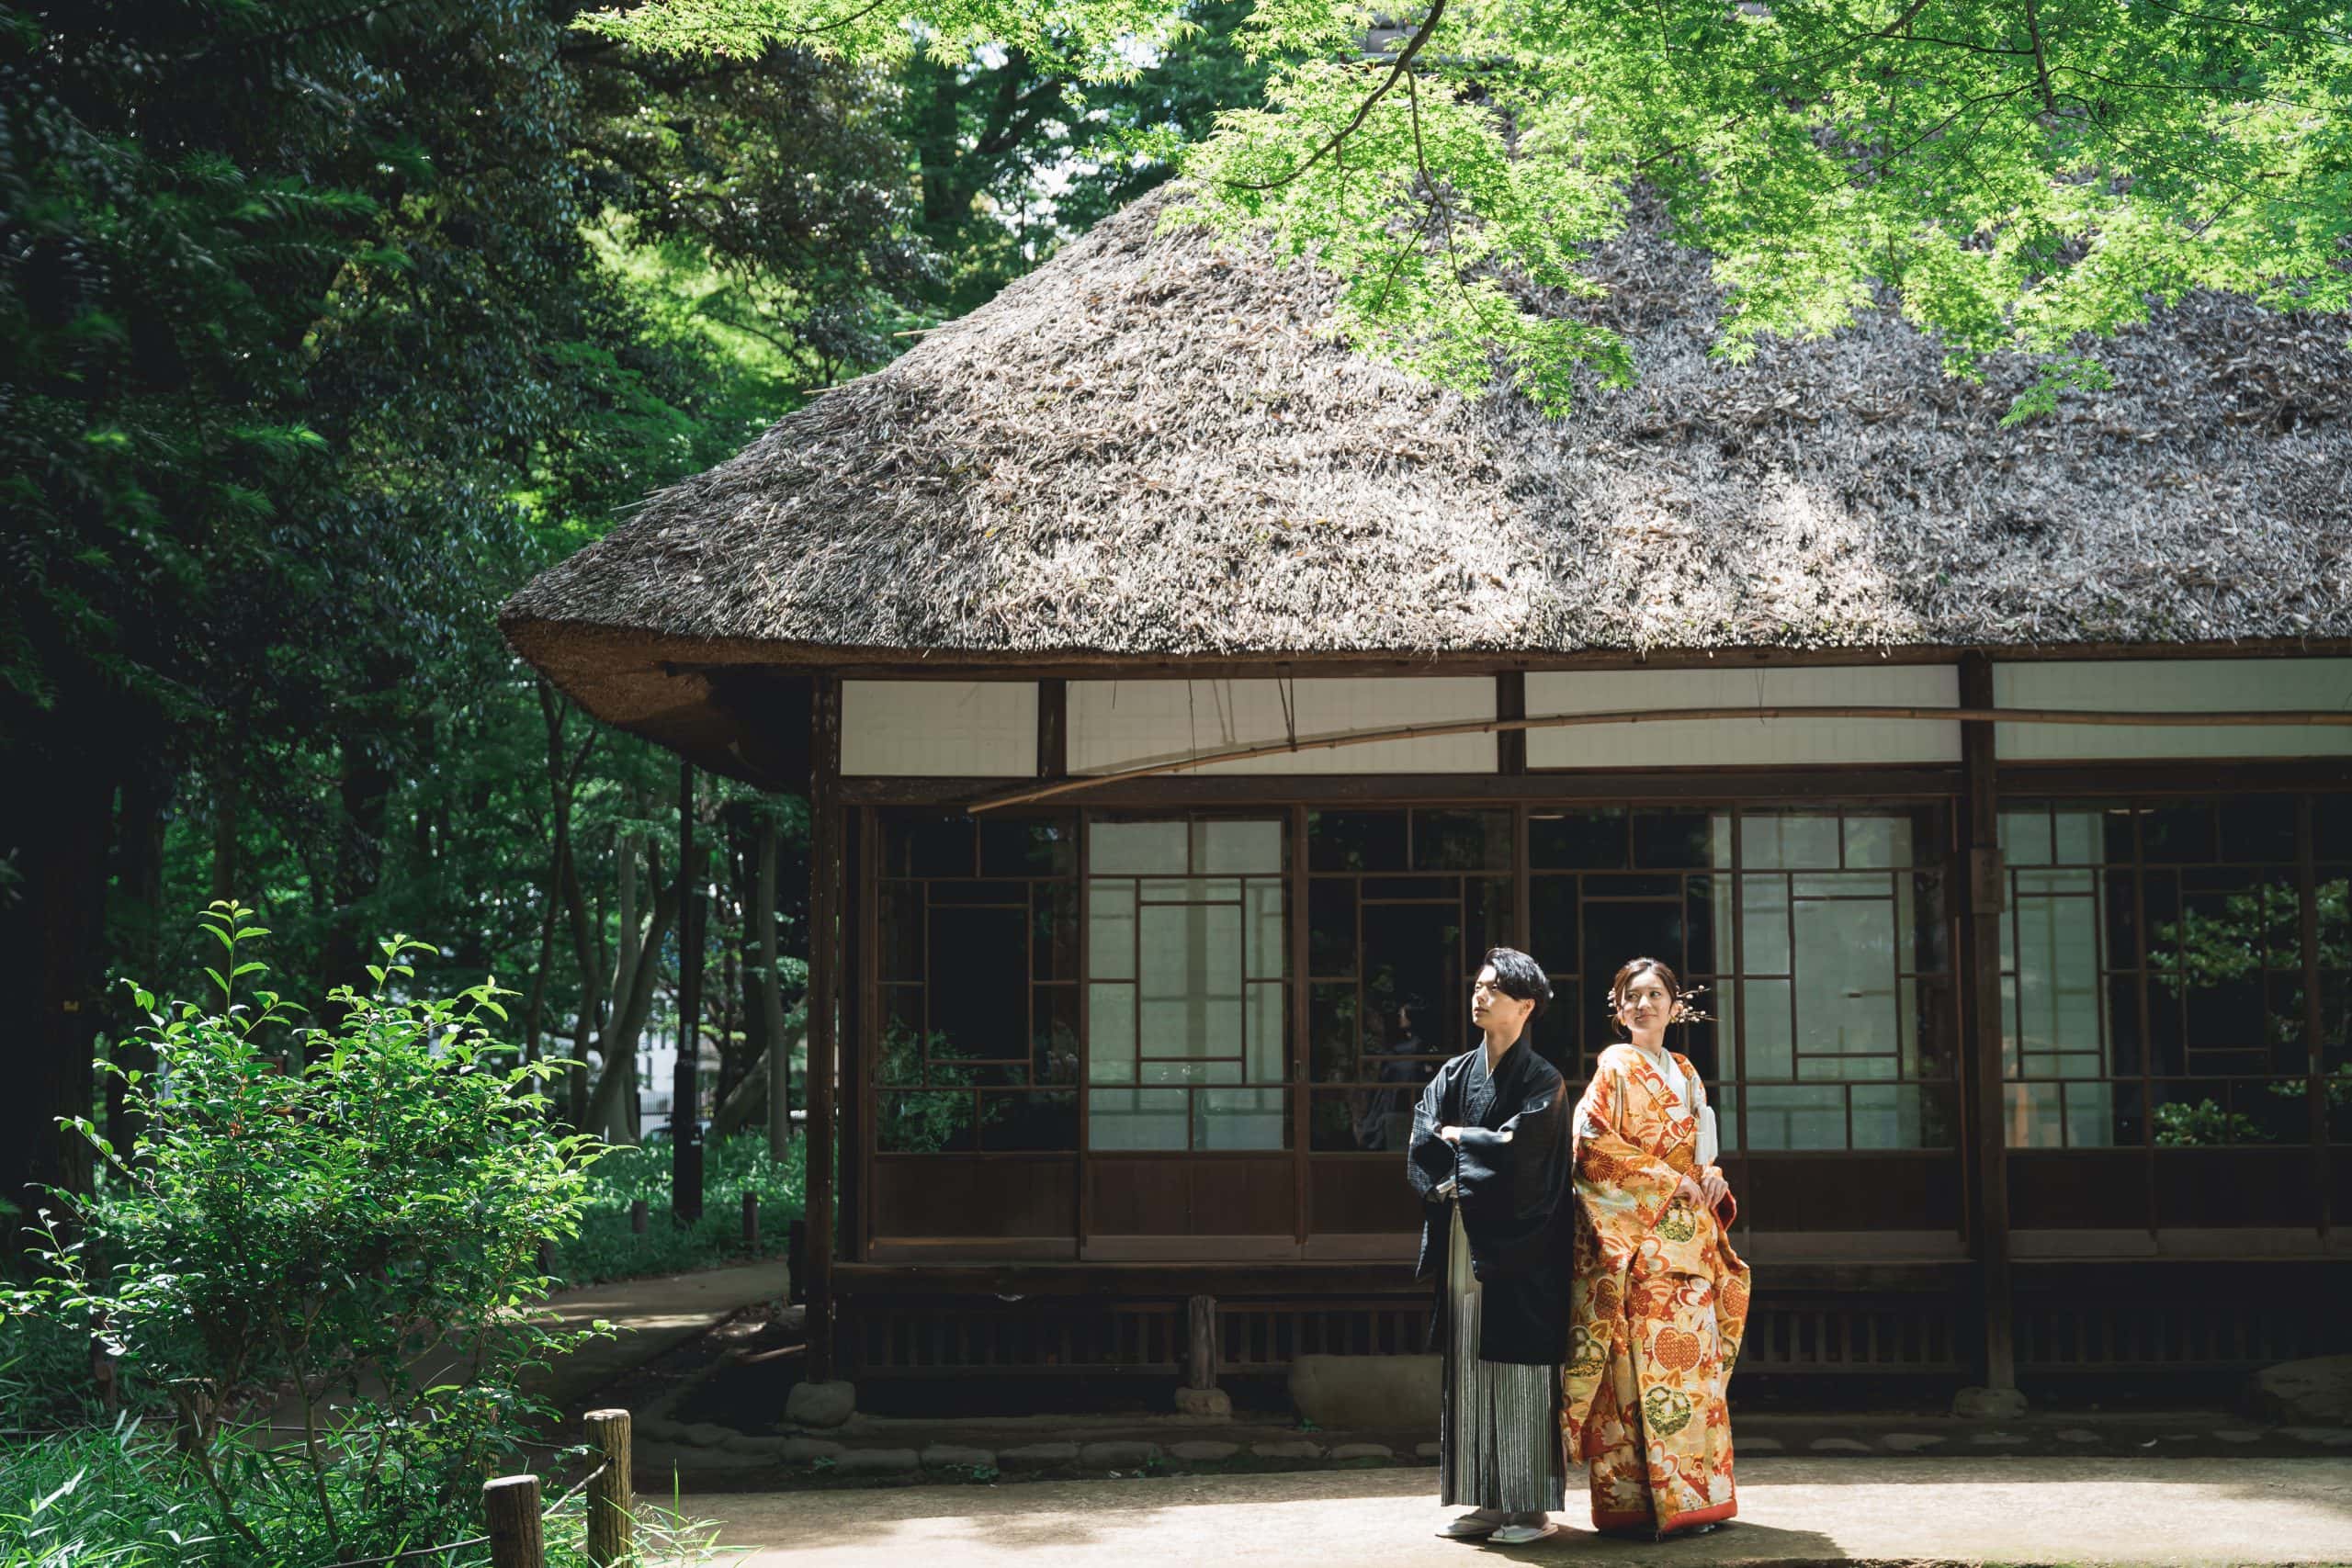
1408,946,1571,1544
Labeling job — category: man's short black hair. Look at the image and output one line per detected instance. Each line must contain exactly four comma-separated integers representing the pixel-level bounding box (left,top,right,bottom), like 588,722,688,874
1480,947,1553,1020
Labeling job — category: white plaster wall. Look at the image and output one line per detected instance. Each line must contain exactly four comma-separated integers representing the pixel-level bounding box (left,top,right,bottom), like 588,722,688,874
841,681,1038,776
1524,666,1962,769
1994,659,2352,759
1069,678,1497,775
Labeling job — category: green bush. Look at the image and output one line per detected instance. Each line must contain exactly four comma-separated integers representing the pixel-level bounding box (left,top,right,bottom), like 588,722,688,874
0,904,723,1566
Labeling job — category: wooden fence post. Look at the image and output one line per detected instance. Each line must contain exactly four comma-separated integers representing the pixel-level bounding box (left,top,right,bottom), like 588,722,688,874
741,1190,758,1250
484,1472,545,1568
630,1200,649,1235
583,1407,634,1567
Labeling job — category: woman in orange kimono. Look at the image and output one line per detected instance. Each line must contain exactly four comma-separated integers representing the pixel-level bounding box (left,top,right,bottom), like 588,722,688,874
1561,958,1749,1538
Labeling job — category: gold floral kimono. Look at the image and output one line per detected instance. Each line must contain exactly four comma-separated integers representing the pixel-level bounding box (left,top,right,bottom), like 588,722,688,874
1560,1043,1750,1536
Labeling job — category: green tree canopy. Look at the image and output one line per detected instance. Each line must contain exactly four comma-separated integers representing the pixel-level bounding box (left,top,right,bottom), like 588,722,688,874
593,0,2352,420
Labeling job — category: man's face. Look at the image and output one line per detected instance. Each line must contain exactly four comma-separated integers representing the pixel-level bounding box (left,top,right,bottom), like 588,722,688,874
1471,964,1533,1035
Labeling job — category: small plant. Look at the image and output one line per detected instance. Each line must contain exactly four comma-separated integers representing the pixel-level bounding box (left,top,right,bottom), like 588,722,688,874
8,904,609,1562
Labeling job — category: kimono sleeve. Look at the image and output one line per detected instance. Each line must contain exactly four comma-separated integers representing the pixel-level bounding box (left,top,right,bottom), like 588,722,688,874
1572,1066,1685,1258
1451,1073,1570,1225
1405,1066,1457,1200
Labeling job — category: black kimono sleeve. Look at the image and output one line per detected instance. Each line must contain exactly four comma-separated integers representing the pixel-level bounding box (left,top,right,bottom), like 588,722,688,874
1406,1066,1459,1201
1452,1076,1572,1256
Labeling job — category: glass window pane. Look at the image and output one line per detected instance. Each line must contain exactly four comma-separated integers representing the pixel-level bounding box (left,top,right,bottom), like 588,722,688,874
879,1090,978,1153
1091,819,1188,874
879,881,923,981
1413,810,1512,872
1089,882,1136,979
928,905,1026,1059
1088,983,1136,1083
1309,811,1407,873
1744,1083,1844,1149
1633,811,1713,869
1034,985,1079,1087
1312,1087,1420,1152
889,816,976,877
1793,895,1898,1062
2142,804,2216,863
2052,809,2102,865
1308,880,1357,976
2219,796,2298,863
1741,876,1792,975
981,1091,1078,1151
981,816,1076,876
1311,981,1361,1081
1246,881,1286,979
1364,902,1469,1063
1999,808,2053,867
1139,903,1243,1062
1195,1087,1289,1150
1196,818,1283,874
1139,876,1239,903
1246,981,1287,1081
1090,1088,1189,1150
2003,1083,2064,1148
1530,809,1627,871
1851,1083,1929,1147
1738,977,1793,1079
1844,816,1898,870
2014,886,2102,1074
2064,1081,2119,1148
1743,813,1838,871
1142,1058,1238,1085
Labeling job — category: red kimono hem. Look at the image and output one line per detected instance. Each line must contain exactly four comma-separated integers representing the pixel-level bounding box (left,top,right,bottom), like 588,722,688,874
1590,1495,1739,1536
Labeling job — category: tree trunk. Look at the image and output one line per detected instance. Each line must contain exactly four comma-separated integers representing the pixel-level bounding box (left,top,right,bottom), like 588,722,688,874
757,810,791,1155
324,736,395,996
1,746,115,1260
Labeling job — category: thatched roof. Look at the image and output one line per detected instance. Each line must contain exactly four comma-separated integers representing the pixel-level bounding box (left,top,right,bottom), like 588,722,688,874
503,185,2352,771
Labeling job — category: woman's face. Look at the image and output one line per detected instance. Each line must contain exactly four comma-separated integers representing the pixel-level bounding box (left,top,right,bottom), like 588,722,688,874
1616,969,1673,1037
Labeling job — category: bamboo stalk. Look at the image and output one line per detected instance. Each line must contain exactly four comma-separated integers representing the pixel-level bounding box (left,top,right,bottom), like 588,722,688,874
969,704,2352,811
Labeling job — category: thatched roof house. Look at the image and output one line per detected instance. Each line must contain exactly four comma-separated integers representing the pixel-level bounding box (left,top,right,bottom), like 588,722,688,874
505,183,2352,769
503,186,2352,1405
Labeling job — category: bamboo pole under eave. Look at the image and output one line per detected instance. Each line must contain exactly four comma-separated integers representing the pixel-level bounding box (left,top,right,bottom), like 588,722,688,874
967,704,2352,811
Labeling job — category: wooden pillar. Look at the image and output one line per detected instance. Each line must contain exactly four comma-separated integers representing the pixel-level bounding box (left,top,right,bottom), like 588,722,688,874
807,675,842,1381
1496,670,1527,776
1039,678,1068,780
674,761,705,1225
2298,796,2332,1239
1956,653,2016,1392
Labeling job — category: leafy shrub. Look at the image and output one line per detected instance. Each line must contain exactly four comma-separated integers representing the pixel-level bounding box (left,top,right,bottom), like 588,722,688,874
6,905,608,1562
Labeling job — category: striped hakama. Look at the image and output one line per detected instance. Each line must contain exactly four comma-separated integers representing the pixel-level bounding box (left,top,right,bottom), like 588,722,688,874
1440,1202,1566,1514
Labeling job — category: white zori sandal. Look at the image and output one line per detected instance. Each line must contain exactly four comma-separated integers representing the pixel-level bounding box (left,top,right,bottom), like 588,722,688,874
1438,1511,1504,1539
1488,1522,1559,1545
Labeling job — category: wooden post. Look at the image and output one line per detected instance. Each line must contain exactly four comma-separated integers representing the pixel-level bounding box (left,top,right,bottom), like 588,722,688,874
1957,653,2016,1393
1185,1295,1219,1392
742,1189,759,1250
674,762,706,1225
483,1473,545,1568
583,1408,634,1567
629,1199,648,1235
807,675,842,1382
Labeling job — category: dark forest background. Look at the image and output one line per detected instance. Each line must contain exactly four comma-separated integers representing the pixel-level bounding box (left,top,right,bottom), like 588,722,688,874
0,0,1272,1221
